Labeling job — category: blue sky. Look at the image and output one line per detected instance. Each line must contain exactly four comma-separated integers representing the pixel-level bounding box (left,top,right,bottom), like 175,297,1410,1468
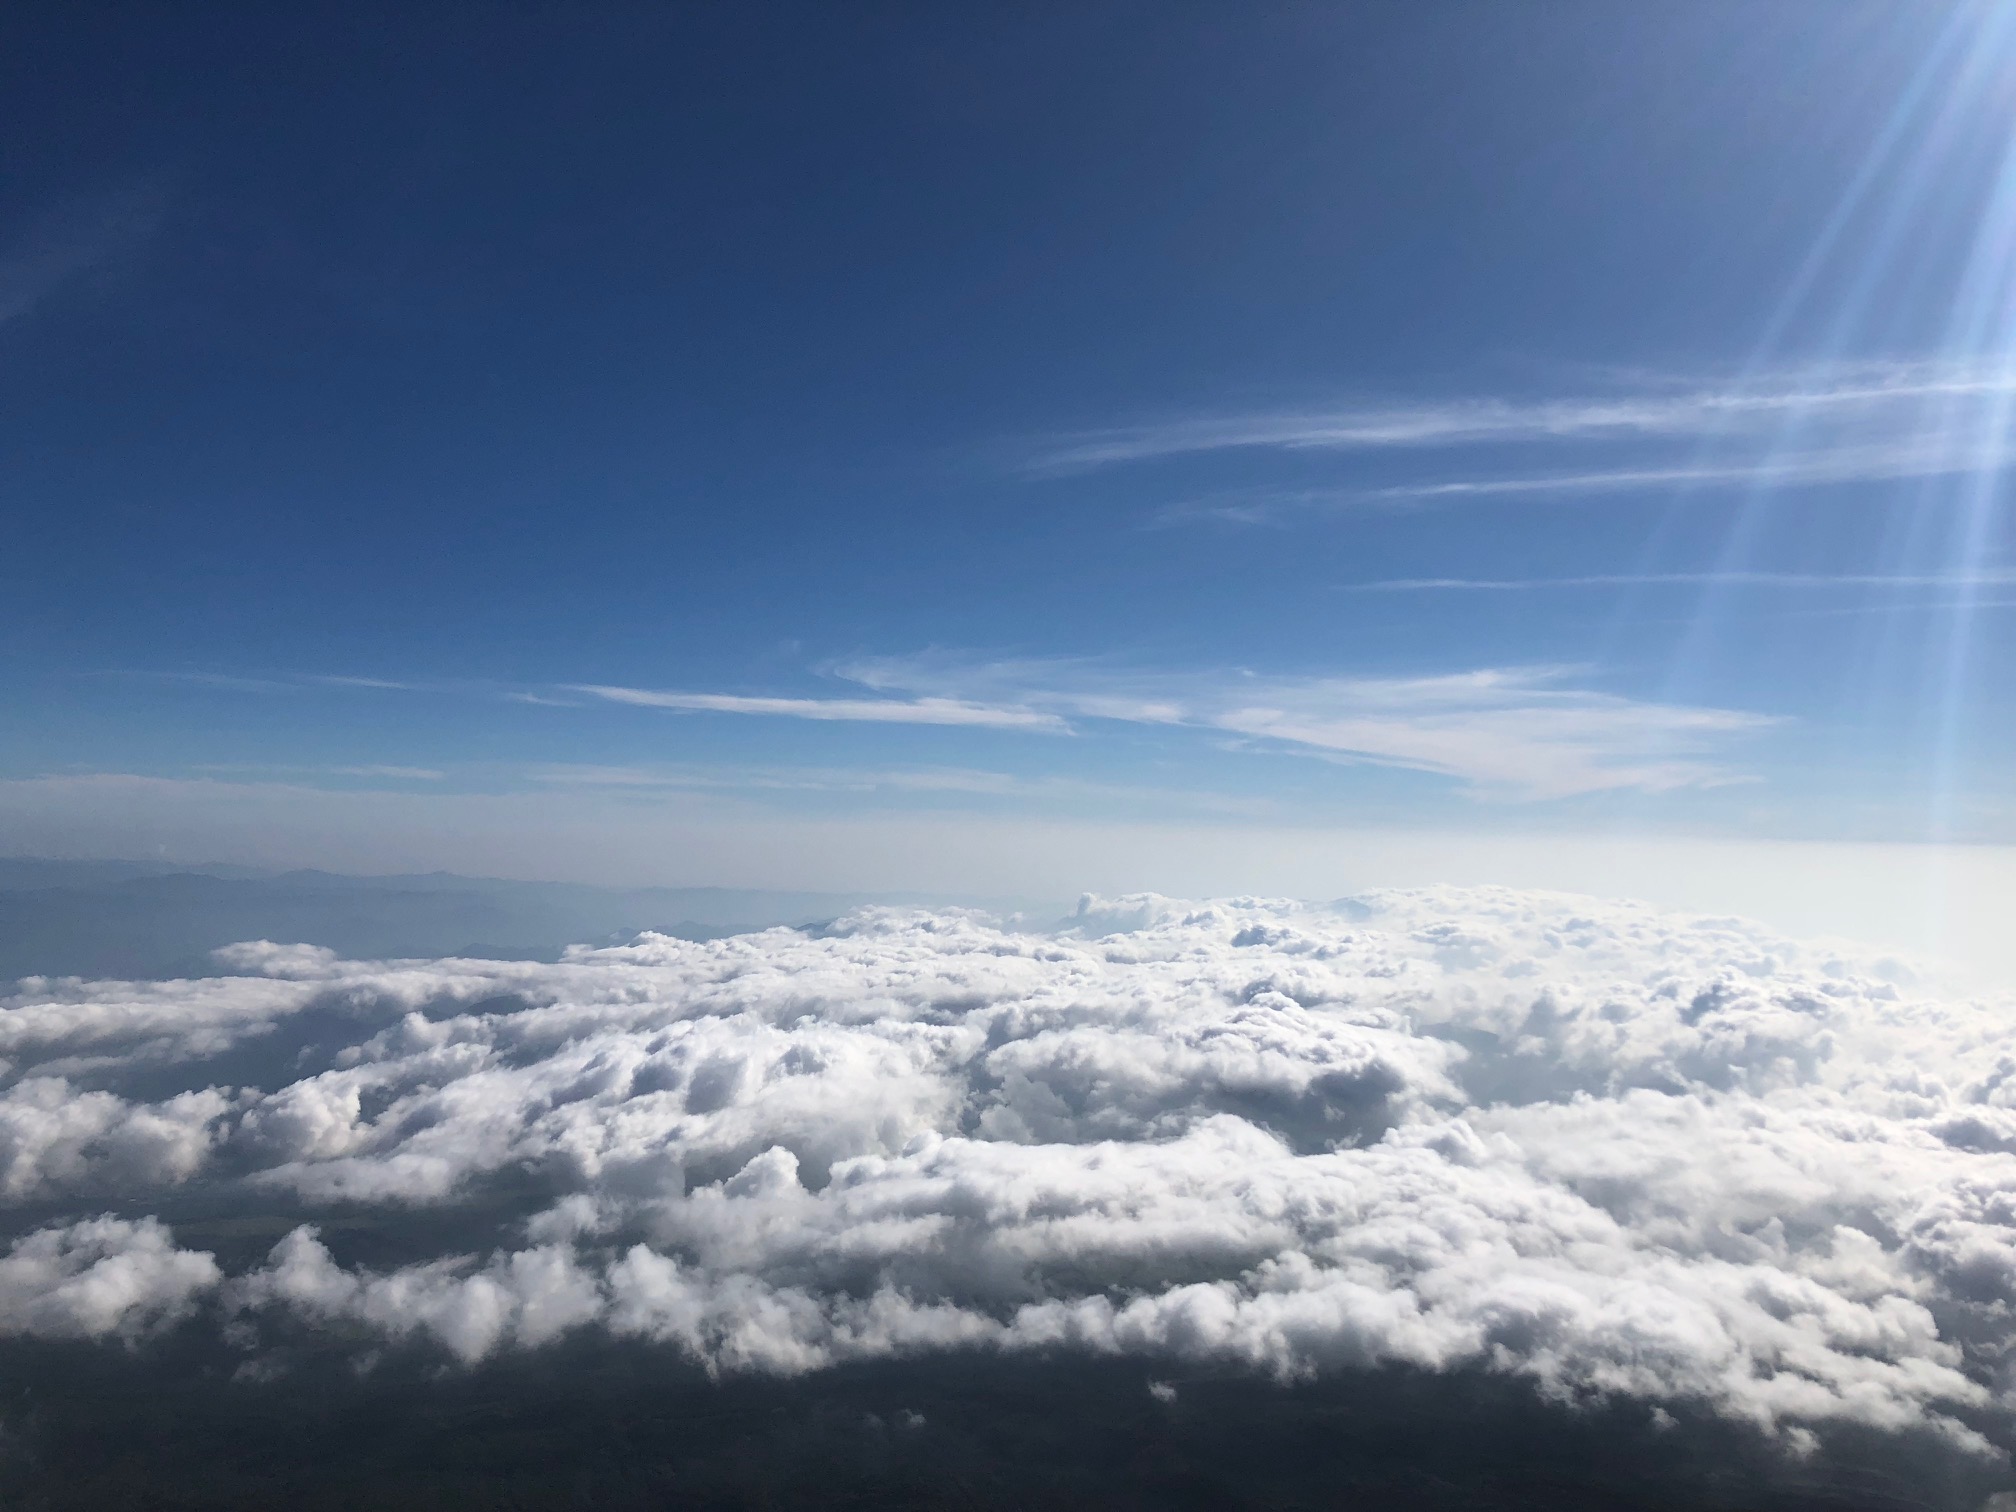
5,2,2016,902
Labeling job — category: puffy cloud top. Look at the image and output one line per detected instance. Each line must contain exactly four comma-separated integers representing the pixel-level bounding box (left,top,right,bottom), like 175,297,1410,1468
3,887,2014,1463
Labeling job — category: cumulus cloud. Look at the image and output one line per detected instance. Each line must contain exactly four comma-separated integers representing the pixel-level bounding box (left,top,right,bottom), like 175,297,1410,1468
0,1216,218,1339
0,1078,226,1198
234,1227,603,1364
3,888,2016,1467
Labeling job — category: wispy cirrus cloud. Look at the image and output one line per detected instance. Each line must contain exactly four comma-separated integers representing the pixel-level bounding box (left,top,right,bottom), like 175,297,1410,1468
116,670,421,695
312,675,416,691
191,763,447,783
119,670,302,694
567,684,1068,732
108,660,1774,802
1341,569,2016,593
1358,439,2016,504
1039,360,2016,469
837,655,1775,800
1047,359,2016,514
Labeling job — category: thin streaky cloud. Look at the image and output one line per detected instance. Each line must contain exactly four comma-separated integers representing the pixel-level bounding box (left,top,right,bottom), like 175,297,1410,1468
1144,489,1351,529
1739,597,2016,622
1036,359,2016,471
116,670,300,694
112,670,421,694
1342,570,2016,593
569,684,1069,732
832,655,1777,801
1361,437,2016,503
195,762,448,781
314,675,416,691
1146,439,2016,524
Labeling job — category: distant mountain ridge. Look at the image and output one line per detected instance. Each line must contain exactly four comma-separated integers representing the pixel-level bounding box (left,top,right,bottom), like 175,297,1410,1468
0,857,1027,981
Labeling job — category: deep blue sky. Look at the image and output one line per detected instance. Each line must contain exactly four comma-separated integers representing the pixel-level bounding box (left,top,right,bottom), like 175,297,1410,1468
5,1,2015,891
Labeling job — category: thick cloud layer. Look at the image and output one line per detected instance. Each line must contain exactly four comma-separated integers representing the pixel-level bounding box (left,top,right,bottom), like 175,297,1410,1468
4,888,2015,1469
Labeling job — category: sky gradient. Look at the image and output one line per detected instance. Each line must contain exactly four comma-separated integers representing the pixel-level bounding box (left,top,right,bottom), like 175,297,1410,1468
6,2,2015,943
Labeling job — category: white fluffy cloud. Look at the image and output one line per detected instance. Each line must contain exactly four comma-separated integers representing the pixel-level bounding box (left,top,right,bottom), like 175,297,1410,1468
234,1227,602,1364
0,1078,226,1198
0,1216,219,1339
4,888,2016,1458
